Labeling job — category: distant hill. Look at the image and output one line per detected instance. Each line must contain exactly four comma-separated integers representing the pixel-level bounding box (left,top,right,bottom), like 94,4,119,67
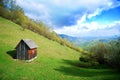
59,34,77,42
59,34,118,48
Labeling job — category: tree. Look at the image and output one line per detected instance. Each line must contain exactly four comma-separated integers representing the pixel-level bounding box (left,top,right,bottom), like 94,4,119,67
105,39,120,70
0,0,4,7
88,42,108,64
0,6,9,18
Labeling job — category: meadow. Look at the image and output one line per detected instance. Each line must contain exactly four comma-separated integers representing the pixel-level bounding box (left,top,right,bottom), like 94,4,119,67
0,17,120,80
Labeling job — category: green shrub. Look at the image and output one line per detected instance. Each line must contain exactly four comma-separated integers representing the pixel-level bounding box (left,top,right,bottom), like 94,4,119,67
79,55,91,62
88,42,108,64
79,54,99,66
85,39,120,71
105,40,120,71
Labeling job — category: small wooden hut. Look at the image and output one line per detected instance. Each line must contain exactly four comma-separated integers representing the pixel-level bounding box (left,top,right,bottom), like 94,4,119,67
15,39,38,61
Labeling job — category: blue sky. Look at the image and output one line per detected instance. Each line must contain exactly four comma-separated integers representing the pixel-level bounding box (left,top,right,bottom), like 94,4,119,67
16,0,120,37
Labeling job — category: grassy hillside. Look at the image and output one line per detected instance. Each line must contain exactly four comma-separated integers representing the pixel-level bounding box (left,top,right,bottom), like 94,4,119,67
0,17,120,80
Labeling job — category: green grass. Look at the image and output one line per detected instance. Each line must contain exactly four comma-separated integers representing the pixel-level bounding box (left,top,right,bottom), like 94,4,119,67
0,17,120,80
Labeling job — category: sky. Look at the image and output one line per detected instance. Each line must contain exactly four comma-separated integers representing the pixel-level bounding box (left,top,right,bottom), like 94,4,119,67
16,0,120,37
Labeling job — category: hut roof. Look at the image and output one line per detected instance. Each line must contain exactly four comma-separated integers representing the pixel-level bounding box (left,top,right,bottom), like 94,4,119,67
16,39,38,49
22,39,38,49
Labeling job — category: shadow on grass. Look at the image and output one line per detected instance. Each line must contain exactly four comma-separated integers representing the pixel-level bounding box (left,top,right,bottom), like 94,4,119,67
7,50,17,59
61,59,110,69
54,59,120,79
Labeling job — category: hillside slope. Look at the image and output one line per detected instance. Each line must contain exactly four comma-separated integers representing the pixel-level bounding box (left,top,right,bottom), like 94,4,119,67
0,17,81,80
0,17,80,59
0,17,120,80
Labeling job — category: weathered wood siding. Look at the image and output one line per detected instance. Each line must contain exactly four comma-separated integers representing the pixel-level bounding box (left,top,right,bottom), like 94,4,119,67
16,41,29,60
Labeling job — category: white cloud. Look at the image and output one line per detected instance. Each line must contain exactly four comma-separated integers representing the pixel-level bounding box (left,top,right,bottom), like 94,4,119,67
55,20,120,37
49,0,113,9
16,0,120,37
16,0,119,20
53,0,120,37
87,0,120,19
77,14,87,23
87,8,102,19
16,0,50,22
